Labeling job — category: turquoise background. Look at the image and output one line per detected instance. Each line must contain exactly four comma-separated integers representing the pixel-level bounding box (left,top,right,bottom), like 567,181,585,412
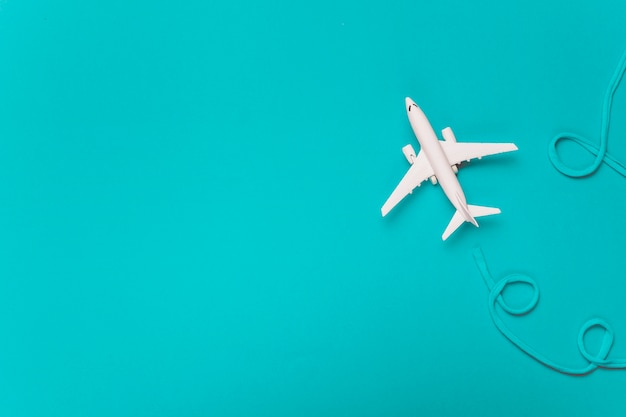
1,0,626,415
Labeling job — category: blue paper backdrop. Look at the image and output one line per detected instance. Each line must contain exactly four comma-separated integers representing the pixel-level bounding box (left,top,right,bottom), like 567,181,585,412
1,1,625,416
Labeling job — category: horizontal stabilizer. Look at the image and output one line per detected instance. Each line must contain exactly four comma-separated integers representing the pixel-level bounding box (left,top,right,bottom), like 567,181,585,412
468,205,501,218
442,204,501,240
442,210,465,241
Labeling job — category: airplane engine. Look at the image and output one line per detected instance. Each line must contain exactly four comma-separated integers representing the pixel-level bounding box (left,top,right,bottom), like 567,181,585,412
451,165,459,174
402,144,417,164
430,175,438,185
442,127,457,143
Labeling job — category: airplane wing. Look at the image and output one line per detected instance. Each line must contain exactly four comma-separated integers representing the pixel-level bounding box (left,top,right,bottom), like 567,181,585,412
381,151,434,216
441,141,518,166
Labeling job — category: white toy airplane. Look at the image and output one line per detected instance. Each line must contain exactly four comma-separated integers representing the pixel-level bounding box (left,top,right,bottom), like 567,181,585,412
382,98,518,240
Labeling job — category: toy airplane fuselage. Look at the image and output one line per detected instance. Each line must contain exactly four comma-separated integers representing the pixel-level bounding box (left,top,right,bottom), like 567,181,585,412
382,98,518,240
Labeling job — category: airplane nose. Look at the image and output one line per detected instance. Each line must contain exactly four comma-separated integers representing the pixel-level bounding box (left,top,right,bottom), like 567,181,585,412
405,97,417,111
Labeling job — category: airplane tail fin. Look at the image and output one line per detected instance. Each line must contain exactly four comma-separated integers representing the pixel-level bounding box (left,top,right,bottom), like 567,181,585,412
442,205,501,240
